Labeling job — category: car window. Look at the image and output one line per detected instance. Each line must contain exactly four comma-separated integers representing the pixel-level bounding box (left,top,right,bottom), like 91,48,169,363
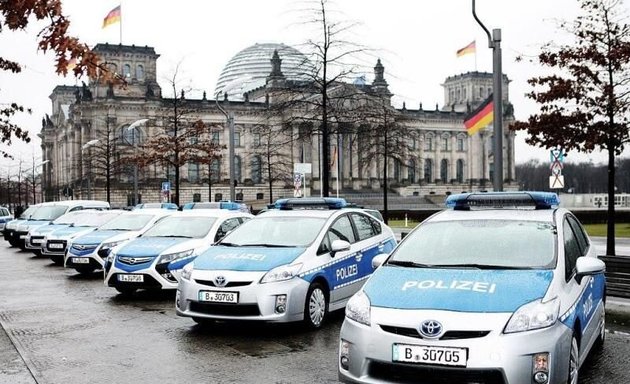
0,208,9,216
371,216,382,235
220,216,326,247
390,220,556,269
351,213,376,241
566,215,589,255
99,214,154,231
328,215,356,244
144,216,217,238
214,218,242,242
563,218,582,281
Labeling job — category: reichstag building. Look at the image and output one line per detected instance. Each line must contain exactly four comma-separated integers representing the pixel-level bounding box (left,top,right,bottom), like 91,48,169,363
39,42,516,207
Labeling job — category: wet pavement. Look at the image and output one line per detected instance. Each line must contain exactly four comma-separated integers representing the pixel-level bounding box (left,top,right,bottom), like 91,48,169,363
1,242,630,384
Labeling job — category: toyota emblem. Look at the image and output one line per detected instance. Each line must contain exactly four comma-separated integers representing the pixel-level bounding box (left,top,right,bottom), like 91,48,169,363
419,320,443,338
214,275,227,287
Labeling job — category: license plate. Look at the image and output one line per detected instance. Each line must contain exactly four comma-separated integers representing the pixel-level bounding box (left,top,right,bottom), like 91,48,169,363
72,257,90,264
117,274,144,282
393,344,467,367
32,239,42,244
49,243,64,249
198,290,238,304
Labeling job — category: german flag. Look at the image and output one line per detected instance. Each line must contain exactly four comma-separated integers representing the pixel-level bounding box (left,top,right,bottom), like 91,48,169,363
456,41,476,57
464,94,493,135
102,5,121,28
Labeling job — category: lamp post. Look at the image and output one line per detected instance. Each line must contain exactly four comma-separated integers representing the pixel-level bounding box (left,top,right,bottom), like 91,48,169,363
82,139,100,199
28,160,49,204
215,93,236,202
126,119,148,206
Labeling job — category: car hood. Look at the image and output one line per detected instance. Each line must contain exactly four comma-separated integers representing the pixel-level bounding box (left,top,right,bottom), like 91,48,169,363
48,226,97,239
116,237,195,258
72,230,126,245
363,266,554,313
31,224,70,235
192,246,306,272
18,220,51,231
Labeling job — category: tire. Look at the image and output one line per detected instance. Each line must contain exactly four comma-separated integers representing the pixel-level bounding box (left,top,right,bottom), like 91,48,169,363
32,250,42,257
50,255,64,265
594,307,606,350
8,239,17,247
75,267,96,275
115,287,137,296
303,282,328,329
567,335,579,384
192,317,215,327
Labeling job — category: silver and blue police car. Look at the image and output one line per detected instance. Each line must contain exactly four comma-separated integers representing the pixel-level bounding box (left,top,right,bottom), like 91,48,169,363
41,210,124,265
64,209,174,274
175,198,397,329
3,205,40,247
104,209,253,296
25,210,100,256
0,206,12,234
338,192,606,384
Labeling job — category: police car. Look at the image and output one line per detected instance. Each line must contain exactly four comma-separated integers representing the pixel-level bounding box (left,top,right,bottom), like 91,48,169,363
42,210,124,265
3,205,40,247
25,210,101,256
338,192,606,384
0,206,12,234
175,198,397,329
64,209,174,274
104,209,253,295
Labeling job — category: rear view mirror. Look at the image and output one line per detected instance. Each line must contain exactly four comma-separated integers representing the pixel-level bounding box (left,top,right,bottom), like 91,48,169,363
330,239,350,257
372,254,388,269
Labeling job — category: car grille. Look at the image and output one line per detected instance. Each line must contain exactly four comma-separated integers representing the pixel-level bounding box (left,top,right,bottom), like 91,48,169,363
118,256,154,265
379,325,490,341
46,240,67,252
194,279,253,288
368,361,506,384
189,302,261,317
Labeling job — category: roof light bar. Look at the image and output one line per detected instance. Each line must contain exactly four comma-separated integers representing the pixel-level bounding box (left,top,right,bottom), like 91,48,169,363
445,192,560,210
274,197,347,210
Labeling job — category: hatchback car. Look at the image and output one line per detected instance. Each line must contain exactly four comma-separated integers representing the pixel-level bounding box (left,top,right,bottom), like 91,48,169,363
3,205,40,247
0,206,12,234
338,192,606,384
64,209,174,274
25,210,102,256
175,197,397,329
104,209,253,295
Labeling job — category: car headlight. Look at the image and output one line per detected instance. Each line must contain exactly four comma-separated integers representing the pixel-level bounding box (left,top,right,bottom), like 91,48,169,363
106,253,116,263
504,297,560,334
260,263,303,284
101,240,124,251
158,249,194,264
346,290,371,326
181,263,194,280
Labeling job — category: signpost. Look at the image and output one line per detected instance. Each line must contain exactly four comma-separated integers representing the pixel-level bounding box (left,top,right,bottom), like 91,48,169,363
293,163,312,198
549,148,565,189
161,181,171,203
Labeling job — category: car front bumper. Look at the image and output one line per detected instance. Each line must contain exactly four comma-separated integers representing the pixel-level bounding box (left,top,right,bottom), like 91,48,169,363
338,308,572,384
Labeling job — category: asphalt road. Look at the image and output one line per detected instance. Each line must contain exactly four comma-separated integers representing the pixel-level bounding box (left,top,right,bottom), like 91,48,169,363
1,242,630,384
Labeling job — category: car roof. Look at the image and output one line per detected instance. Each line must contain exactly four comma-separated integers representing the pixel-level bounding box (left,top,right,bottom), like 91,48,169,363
427,207,562,224
164,210,252,219
257,207,367,219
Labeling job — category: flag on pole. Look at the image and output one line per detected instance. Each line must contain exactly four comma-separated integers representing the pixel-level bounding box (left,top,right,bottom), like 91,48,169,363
456,40,476,57
464,94,493,136
66,58,77,72
330,145,337,169
102,5,121,28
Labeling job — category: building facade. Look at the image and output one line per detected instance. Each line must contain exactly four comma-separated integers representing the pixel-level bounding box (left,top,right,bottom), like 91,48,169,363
39,43,516,207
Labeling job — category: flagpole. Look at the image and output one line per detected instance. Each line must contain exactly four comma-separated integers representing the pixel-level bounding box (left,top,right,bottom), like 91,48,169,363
475,40,478,71
119,3,123,44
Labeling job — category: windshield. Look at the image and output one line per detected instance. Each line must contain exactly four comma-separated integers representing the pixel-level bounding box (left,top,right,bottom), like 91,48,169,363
99,214,155,231
51,211,85,225
18,206,39,219
220,216,326,247
29,205,69,221
389,220,556,269
143,216,217,238
72,211,121,227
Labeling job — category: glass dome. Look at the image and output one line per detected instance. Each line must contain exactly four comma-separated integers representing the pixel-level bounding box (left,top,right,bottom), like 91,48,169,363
215,43,315,100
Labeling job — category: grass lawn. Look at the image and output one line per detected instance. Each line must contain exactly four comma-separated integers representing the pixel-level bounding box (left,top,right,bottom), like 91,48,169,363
388,219,421,229
583,223,630,238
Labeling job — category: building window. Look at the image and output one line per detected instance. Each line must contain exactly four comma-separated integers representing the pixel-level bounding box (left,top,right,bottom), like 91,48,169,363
210,158,220,182
121,125,142,146
123,64,131,79
424,159,433,183
480,86,484,98
394,159,401,181
457,137,465,151
408,159,416,183
424,136,433,151
251,155,262,183
456,159,464,183
234,155,242,182
441,136,449,151
440,159,449,182
253,133,261,147
188,162,200,183
136,64,144,80
411,137,417,150
211,131,220,145
234,132,241,147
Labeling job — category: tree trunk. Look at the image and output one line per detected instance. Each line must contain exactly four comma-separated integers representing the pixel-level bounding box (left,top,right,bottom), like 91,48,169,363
606,136,616,256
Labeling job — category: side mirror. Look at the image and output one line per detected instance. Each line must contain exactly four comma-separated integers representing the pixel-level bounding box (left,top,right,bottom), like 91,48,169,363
330,239,351,257
372,253,389,269
575,257,606,283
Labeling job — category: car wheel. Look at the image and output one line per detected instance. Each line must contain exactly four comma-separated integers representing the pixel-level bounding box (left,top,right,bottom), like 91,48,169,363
75,267,96,275
50,255,63,265
8,239,17,247
18,242,26,251
303,282,328,329
192,317,215,327
567,335,579,384
32,250,42,257
115,287,136,296
595,307,606,349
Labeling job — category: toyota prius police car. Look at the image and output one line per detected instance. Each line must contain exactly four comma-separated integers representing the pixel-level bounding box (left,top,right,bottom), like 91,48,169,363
176,198,397,329
64,209,173,274
25,210,103,256
105,209,252,295
338,192,606,384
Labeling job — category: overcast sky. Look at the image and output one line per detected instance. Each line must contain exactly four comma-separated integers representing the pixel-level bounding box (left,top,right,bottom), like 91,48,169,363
2,0,629,173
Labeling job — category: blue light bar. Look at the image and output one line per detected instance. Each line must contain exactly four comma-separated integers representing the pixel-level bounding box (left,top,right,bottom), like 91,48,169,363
445,192,560,210
274,197,348,210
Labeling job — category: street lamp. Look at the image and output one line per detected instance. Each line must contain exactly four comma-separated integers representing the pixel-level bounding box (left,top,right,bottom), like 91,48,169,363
82,139,100,199
215,92,236,202
32,160,49,204
126,119,148,206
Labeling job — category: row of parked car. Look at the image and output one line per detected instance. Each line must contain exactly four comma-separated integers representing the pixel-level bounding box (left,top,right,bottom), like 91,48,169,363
1,192,608,383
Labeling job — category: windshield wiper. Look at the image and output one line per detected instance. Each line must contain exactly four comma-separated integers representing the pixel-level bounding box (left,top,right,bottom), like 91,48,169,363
386,260,434,268
240,243,293,248
430,263,529,270
218,242,239,247
160,235,192,238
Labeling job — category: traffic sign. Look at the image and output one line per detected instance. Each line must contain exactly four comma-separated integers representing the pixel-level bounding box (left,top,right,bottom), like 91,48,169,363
294,163,312,174
161,181,171,192
549,175,565,189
